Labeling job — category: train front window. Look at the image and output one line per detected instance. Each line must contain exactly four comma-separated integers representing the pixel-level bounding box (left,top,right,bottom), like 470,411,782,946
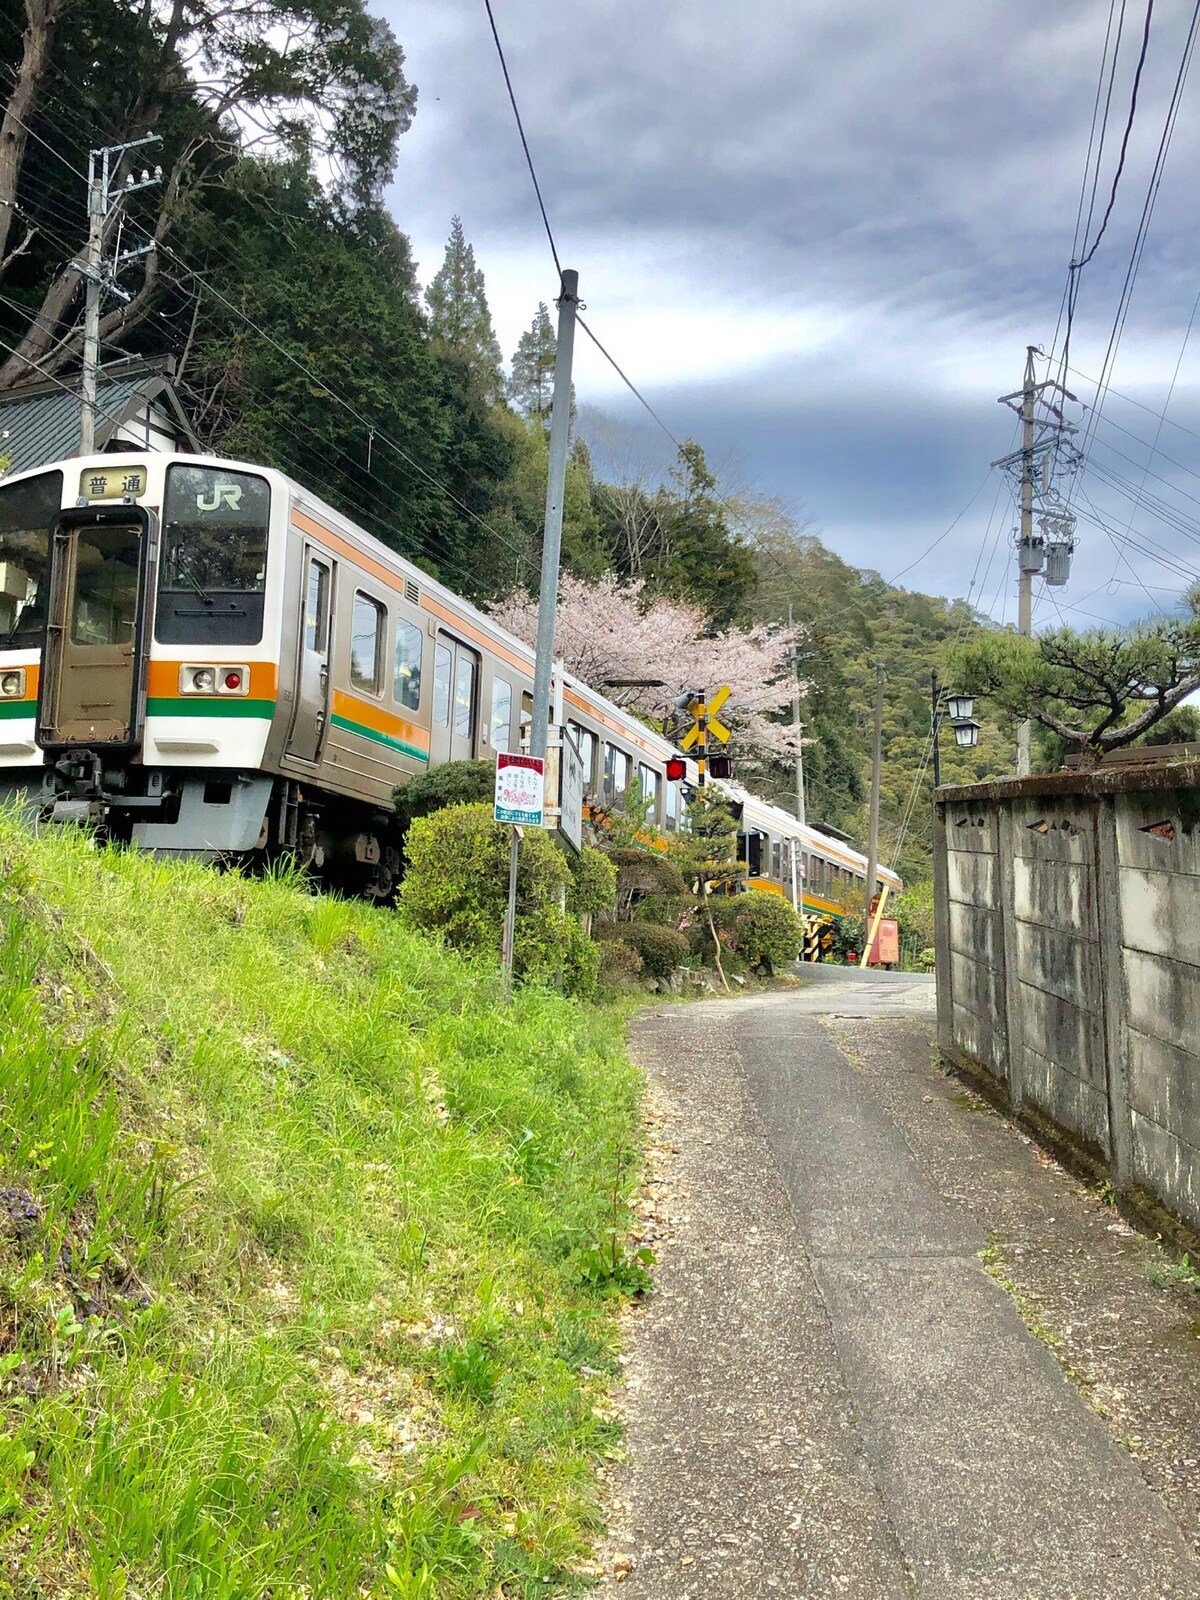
0,470,62,650
71,523,140,645
157,466,269,646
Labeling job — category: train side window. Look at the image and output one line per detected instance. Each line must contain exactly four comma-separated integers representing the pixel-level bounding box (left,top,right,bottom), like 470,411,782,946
519,692,533,741
569,721,597,788
454,652,476,740
433,640,452,726
492,677,513,752
772,839,782,880
603,744,629,803
665,777,679,830
394,619,423,711
305,559,329,652
638,763,660,823
350,592,385,694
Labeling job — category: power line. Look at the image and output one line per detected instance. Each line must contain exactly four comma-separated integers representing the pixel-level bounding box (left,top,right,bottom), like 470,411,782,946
1078,0,1200,460
1073,0,1154,274
481,0,562,282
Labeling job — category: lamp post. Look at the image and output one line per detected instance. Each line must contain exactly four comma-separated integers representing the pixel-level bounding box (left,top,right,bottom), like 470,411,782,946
931,671,942,788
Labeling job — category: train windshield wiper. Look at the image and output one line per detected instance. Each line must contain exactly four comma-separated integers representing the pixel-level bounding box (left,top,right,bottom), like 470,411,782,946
171,547,215,606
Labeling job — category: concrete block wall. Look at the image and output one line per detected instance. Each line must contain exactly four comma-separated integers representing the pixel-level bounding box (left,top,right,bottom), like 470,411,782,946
935,763,1200,1233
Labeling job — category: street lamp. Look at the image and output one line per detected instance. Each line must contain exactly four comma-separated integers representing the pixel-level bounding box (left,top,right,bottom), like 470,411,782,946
946,691,974,722
932,676,981,784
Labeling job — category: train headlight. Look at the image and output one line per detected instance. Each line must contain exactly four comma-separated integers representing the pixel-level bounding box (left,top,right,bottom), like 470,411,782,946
0,669,25,698
181,665,216,694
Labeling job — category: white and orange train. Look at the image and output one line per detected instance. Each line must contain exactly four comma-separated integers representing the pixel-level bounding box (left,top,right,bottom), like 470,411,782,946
0,450,900,909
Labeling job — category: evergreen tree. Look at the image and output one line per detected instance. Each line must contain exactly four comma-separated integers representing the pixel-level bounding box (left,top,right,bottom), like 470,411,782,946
425,216,503,402
509,303,557,422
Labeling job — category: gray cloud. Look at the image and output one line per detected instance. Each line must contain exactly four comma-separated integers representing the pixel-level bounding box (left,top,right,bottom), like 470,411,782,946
380,0,1200,625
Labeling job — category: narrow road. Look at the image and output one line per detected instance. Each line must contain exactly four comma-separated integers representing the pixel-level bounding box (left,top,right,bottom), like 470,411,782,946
605,971,1200,1599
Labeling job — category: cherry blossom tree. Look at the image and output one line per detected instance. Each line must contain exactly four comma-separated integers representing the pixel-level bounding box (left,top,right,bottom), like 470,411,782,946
490,574,807,762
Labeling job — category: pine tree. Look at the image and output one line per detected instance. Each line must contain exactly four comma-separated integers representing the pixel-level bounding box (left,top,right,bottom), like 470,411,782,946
425,216,503,401
508,303,557,423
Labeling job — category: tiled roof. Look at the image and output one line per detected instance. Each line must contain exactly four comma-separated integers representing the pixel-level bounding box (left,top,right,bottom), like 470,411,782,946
0,366,194,474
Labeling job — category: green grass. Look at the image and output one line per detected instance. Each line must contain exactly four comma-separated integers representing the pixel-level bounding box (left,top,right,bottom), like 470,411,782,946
0,814,643,1598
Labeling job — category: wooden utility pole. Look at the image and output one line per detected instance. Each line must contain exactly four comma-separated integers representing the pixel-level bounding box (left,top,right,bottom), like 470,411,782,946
864,662,885,958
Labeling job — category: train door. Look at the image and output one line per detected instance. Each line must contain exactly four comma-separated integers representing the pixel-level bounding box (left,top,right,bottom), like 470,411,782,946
430,631,480,764
38,509,150,749
285,548,334,763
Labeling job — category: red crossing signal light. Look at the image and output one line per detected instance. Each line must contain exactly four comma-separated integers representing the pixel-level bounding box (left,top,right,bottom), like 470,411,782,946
665,756,686,782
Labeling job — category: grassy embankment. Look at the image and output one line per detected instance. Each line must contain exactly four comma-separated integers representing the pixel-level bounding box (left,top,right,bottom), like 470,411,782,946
0,814,642,1598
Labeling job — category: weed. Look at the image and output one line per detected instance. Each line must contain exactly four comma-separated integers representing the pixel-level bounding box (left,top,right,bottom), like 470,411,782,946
1146,1252,1200,1291
0,813,643,1597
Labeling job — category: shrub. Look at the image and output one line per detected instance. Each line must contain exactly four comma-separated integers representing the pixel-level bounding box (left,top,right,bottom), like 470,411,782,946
893,880,935,951
400,803,598,996
607,846,688,919
622,922,690,980
723,890,804,974
917,945,936,972
831,913,865,962
393,759,494,831
597,939,644,989
569,846,617,922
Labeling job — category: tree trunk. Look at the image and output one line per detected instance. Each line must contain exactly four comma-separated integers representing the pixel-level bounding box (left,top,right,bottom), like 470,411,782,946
0,0,65,273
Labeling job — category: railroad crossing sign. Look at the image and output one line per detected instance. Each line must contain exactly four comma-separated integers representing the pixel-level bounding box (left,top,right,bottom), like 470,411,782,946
680,684,731,750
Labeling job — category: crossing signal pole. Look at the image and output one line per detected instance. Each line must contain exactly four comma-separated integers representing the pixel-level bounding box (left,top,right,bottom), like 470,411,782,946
678,686,731,793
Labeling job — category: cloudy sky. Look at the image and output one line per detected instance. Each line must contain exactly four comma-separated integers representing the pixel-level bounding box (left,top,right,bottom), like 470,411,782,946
377,0,1200,628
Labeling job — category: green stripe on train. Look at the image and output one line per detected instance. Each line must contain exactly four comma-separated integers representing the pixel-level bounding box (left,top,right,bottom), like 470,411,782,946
0,701,34,720
329,712,429,762
146,697,276,719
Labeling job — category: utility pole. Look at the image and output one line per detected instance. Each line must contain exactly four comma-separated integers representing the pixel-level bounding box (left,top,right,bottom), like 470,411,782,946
78,153,104,457
994,348,1077,778
1016,344,1036,777
931,670,942,789
864,662,885,959
789,603,806,829
76,137,162,458
530,269,580,761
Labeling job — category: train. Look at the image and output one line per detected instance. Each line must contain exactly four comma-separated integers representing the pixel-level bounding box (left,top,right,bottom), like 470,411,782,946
0,449,900,912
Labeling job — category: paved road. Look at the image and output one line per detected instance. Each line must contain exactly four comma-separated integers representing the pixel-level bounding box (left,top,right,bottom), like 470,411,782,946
605,973,1200,1599
783,964,936,1016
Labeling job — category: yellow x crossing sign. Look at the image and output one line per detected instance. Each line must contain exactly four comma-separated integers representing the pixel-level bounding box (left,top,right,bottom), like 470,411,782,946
680,685,732,748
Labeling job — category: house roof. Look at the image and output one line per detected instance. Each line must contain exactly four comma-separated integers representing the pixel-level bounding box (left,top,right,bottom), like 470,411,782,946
0,359,198,475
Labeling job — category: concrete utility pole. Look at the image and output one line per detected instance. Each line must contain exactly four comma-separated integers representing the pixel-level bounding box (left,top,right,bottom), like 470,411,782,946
789,603,806,829
77,137,162,458
864,661,885,953
530,268,580,761
78,153,104,457
1016,344,1037,778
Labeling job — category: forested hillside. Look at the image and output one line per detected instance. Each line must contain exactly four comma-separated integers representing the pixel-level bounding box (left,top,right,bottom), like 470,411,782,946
0,0,1009,878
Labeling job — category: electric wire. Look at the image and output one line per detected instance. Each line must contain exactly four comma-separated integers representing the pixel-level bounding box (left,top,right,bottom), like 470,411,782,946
481,0,562,282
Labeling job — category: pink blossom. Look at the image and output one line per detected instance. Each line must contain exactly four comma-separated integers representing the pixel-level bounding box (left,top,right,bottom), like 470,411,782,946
490,575,808,763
